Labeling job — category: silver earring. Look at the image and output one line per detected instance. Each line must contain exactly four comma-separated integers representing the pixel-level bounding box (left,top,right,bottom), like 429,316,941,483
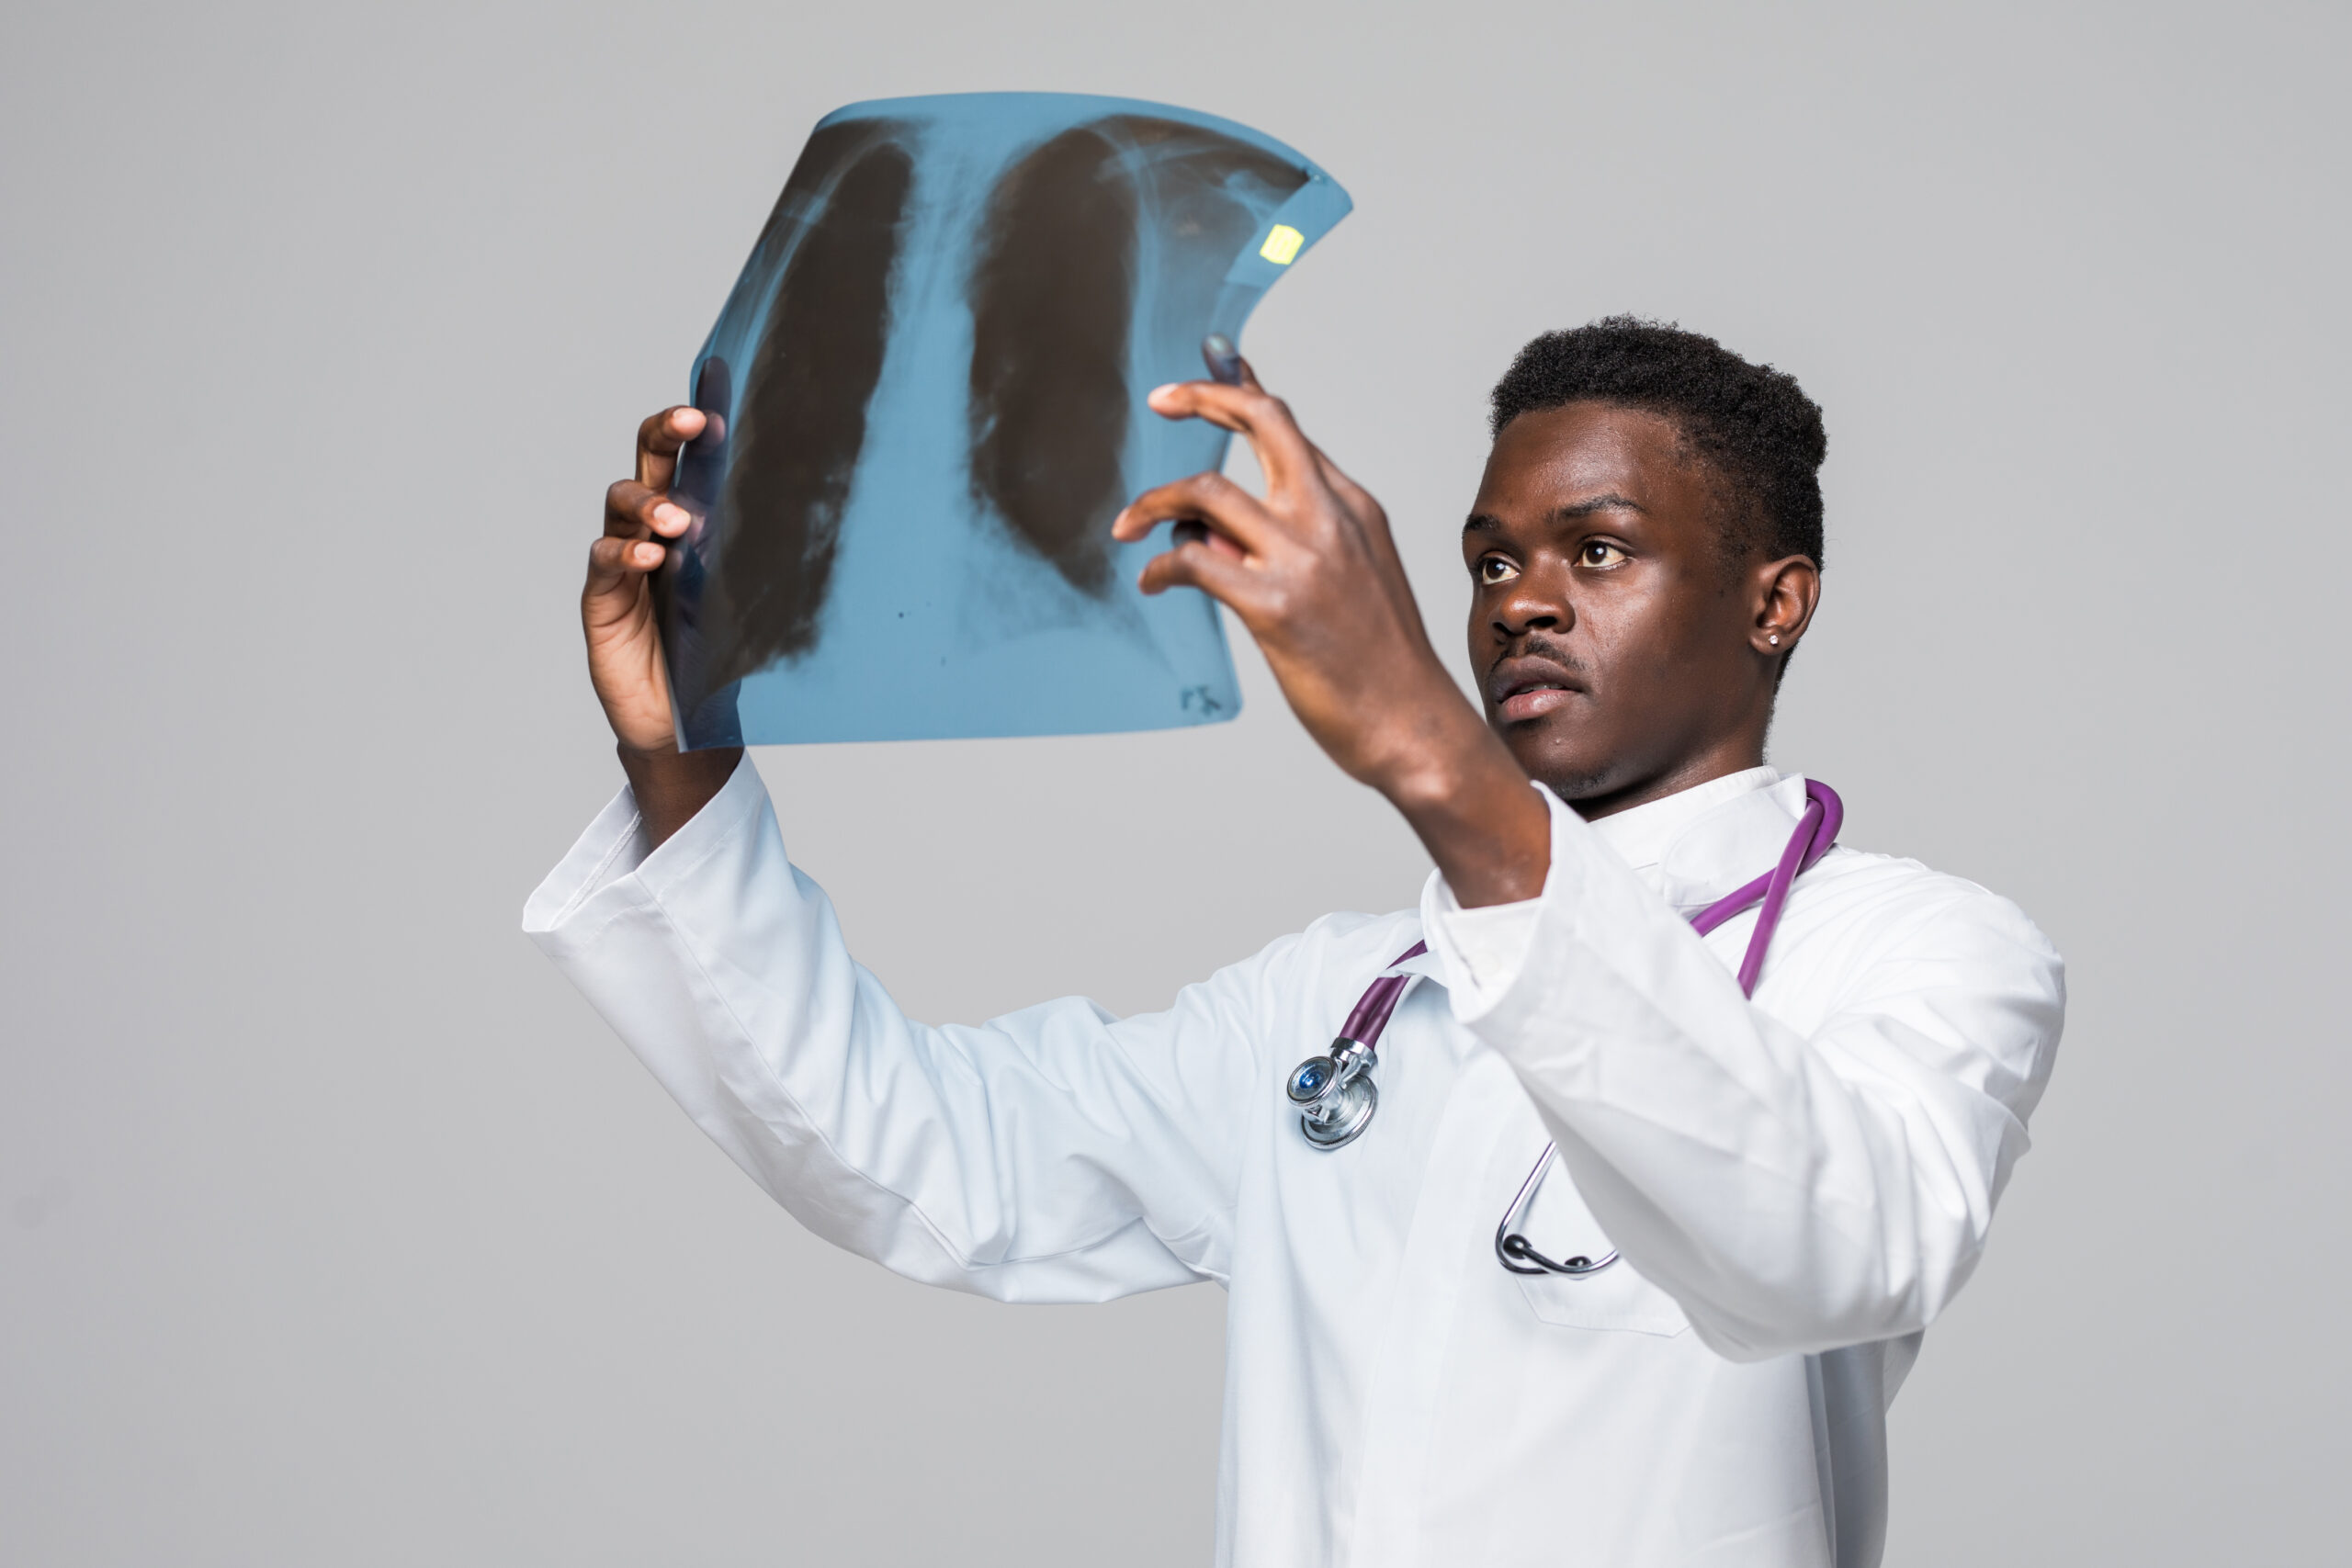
1768,633,1781,646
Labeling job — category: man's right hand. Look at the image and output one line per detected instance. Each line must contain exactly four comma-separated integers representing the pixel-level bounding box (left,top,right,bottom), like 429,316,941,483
585,406,741,846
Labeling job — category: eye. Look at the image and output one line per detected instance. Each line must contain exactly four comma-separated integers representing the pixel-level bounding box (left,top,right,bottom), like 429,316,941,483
1577,540,1630,570
1476,555,1520,586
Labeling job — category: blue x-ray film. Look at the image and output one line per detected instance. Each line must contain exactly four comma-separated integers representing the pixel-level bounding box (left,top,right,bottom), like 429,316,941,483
657,93,1351,748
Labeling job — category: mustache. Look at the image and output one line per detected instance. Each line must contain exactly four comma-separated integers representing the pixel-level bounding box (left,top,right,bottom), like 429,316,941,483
1487,634,1590,681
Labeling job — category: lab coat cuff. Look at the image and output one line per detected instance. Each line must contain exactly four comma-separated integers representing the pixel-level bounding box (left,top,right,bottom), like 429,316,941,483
1422,874,1542,1011
521,750,765,939
1442,784,1679,1070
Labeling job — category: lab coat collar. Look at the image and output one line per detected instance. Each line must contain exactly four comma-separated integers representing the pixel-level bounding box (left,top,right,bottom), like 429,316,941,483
1654,773,1818,915
1402,767,1792,989
1585,765,1782,873
1386,945,1447,984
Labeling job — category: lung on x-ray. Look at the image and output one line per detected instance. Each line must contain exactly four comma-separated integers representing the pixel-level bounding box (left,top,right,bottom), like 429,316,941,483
657,93,1351,749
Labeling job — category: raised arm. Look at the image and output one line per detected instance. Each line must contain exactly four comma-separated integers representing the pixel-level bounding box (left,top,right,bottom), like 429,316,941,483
526,751,1283,1300
1117,359,2060,1358
543,407,1285,1297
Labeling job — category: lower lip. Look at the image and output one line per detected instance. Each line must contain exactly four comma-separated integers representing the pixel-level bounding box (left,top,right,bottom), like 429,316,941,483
1499,687,1575,721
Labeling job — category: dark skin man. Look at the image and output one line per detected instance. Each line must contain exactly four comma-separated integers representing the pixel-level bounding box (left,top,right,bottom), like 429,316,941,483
546,330,2064,1568
585,362,1821,889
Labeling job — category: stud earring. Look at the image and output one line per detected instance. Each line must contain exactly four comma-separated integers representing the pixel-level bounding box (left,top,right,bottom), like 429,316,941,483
1768,633,1781,646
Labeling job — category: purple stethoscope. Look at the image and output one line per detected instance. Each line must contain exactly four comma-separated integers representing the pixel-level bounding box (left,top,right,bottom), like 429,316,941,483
1283,781,1844,1276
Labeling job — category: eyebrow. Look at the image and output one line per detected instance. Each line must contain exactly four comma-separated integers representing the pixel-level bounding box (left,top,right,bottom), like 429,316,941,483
1462,492,1647,535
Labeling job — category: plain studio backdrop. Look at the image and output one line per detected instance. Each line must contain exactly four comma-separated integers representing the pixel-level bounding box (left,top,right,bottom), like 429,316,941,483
4,2,2345,1562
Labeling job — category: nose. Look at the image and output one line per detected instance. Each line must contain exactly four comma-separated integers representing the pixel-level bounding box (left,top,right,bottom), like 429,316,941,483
1490,570,1572,642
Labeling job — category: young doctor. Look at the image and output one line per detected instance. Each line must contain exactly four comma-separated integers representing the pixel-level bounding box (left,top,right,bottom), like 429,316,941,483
526,319,2064,1568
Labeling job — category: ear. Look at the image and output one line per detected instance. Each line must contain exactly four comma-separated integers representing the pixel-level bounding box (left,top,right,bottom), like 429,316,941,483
1751,555,1821,659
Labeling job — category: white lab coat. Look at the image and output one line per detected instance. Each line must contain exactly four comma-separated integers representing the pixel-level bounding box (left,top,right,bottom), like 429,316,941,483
524,761,2063,1568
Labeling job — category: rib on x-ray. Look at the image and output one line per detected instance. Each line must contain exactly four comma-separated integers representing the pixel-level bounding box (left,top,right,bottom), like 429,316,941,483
657,93,1351,748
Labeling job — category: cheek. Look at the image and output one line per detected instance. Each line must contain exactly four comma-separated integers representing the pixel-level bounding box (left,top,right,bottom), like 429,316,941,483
1586,580,1716,682
1464,587,1504,650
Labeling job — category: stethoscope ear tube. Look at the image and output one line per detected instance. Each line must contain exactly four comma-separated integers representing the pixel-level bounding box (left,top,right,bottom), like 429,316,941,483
1494,1142,1618,1275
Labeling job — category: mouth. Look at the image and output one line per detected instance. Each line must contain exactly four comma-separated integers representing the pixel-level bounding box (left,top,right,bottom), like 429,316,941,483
1487,658,1586,723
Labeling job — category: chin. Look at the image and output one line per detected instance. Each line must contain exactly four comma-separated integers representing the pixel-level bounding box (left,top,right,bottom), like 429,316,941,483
1532,766,1623,805
1493,718,1618,804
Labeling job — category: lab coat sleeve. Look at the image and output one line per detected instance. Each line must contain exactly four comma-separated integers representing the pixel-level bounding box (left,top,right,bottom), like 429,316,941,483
1430,885,1542,996
1432,785,2064,1361
522,755,1277,1303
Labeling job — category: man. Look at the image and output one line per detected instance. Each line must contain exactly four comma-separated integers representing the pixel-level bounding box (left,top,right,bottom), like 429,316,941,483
526,318,2064,1567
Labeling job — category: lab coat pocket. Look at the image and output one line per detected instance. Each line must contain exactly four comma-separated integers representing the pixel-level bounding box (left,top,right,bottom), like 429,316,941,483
1506,1160,1690,1337
1514,1266,1691,1337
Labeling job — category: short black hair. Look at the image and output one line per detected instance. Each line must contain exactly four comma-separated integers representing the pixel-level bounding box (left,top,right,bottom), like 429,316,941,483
1489,317,1826,571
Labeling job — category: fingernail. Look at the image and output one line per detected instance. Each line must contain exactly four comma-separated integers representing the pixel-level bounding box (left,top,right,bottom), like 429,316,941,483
1202,334,1242,386
1148,383,1179,400
653,503,687,528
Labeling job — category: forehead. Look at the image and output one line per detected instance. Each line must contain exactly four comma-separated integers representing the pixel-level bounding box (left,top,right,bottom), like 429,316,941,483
1472,401,1710,521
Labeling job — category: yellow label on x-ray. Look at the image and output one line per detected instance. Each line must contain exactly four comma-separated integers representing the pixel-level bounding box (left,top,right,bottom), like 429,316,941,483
1259,224,1306,265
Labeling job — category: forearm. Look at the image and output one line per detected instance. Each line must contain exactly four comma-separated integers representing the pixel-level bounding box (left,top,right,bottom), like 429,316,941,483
1527,1005,2019,1358
616,741,742,848
1378,702,1552,908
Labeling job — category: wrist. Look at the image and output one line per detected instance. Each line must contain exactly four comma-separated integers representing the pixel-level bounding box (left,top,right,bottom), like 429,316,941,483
1374,708,1551,908
617,741,742,849
616,737,684,766
1370,699,1505,817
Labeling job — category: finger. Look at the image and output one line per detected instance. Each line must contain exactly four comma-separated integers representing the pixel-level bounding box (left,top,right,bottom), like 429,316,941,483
1170,520,1249,559
1142,379,1317,495
1309,443,1374,517
1300,441,1415,601
605,479,695,541
1197,337,1265,394
1202,333,1246,387
1112,470,1282,554
1309,446,1403,558
1215,352,1353,509
634,406,707,491
1136,536,1268,609
585,534,667,599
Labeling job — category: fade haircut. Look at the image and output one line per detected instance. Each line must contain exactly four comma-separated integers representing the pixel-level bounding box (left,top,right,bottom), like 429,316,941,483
1489,317,1827,572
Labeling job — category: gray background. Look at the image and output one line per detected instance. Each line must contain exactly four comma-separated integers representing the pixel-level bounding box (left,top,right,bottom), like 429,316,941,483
4,1,2344,1562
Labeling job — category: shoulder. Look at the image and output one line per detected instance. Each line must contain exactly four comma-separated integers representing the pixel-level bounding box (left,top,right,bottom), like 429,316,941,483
1192,906,1425,1008
1270,905,1427,977
1771,846,2066,1114
1130,906,1422,1056
1793,846,2064,994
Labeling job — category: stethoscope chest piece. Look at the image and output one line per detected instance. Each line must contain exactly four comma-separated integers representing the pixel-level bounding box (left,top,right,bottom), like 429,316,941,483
1288,1038,1379,1149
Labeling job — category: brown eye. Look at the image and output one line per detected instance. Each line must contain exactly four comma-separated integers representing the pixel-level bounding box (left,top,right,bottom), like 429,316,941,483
1476,555,1521,586
1579,541,1629,569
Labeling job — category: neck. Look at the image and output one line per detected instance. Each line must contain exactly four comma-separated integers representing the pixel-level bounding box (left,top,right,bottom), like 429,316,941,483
1558,735,1770,822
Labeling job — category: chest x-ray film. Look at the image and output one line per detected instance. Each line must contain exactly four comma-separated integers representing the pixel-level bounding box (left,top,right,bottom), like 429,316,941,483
657,93,1351,749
